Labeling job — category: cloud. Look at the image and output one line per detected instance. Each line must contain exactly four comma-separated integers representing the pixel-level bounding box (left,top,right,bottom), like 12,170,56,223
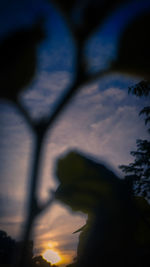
45,76,148,169
0,194,25,240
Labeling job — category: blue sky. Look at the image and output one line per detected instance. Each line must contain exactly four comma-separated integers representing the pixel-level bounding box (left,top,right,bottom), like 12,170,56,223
0,1,150,266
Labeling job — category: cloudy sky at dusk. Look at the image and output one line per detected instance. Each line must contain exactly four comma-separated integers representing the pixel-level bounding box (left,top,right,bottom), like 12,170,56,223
0,1,150,266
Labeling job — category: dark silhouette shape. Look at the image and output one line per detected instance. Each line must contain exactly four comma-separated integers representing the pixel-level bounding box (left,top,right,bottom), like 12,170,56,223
51,0,129,42
55,151,150,267
0,230,59,267
0,229,16,265
15,240,34,267
0,229,33,266
112,12,150,80
0,20,44,100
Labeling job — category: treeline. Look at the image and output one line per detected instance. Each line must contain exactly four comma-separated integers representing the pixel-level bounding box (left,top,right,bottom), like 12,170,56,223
0,230,58,267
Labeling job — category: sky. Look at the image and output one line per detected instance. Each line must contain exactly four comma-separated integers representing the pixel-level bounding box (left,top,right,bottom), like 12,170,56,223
0,1,150,266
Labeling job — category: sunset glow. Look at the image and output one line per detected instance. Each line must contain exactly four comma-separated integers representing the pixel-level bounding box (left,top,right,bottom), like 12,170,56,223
43,249,61,264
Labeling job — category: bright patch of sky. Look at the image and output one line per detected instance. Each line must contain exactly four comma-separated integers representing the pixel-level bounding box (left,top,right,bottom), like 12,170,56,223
0,1,150,265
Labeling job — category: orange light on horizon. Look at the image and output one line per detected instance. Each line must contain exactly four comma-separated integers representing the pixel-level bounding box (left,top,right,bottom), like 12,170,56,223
41,240,76,266
43,249,61,264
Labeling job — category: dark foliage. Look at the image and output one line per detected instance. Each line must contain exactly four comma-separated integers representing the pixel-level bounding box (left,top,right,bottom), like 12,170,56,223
0,230,58,267
120,81,150,199
32,256,58,267
128,80,150,97
55,151,128,213
0,230,16,265
0,230,33,266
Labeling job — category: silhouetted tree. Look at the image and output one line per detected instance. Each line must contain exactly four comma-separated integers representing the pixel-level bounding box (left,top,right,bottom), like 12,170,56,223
32,255,58,267
0,229,16,265
0,230,59,267
0,229,33,266
120,81,150,199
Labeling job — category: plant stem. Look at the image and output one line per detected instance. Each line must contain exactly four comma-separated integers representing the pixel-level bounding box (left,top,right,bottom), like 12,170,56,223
15,43,111,267
18,134,43,267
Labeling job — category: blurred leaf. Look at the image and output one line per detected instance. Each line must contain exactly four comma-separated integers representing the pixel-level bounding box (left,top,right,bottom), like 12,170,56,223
56,152,150,265
112,12,150,80
55,150,124,213
0,20,45,100
51,0,128,43
74,0,128,42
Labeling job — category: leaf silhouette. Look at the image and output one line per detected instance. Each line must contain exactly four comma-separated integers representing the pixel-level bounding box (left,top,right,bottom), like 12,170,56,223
56,152,150,267
0,21,45,101
112,12,150,80
51,0,128,43
74,0,128,42
55,150,125,213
